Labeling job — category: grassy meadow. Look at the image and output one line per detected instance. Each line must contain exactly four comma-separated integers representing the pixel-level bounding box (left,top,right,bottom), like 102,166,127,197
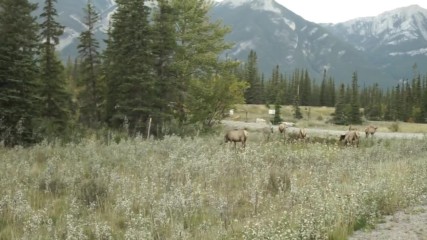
1,130,427,239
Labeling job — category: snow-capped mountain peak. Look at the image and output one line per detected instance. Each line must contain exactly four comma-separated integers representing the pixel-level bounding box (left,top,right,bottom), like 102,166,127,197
220,0,281,14
338,4,427,40
379,4,427,19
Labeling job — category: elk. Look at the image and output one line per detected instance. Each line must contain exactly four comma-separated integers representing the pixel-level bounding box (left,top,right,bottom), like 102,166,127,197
365,125,378,138
278,123,286,139
340,130,360,147
224,129,249,148
278,123,286,134
298,128,307,140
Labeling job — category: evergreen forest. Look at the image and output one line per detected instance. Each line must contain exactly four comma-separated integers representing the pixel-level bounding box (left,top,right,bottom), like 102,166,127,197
1,0,427,146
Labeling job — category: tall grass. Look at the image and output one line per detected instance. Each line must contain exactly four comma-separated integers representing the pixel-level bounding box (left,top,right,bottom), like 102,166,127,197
0,134,426,239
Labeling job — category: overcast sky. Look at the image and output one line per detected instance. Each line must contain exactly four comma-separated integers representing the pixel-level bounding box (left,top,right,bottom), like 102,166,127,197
216,0,427,23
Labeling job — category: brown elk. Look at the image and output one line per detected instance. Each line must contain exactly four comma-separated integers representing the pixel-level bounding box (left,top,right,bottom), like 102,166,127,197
278,123,286,133
224,129,249,148
298,128,307,140
340,130,360,147
365,125,378,138
278,123,287,140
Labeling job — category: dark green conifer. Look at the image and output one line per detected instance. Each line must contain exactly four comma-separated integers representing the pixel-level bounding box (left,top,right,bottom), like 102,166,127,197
77,1,103,129
0,0,40,146
39,0,71,136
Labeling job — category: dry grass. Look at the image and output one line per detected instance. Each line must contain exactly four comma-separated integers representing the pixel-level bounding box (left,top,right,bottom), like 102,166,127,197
1,134,427,239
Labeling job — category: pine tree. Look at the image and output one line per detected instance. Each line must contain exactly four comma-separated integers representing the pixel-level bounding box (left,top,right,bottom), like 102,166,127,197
39,0,70,136
349,72,362,124
77,1,103,129
293,85,303,119
105,0,154,134
310,79,321,106
327,76,336,107
383,89,394,121
265,65,280,104
260,74,265,104
364,83,382,120
411,75,424,122
273,103,282,124
0,0,41,146
151,0,178,134
423,75,427,122
333,84,347,125
244,50,262,104
395,84,403,121
277,73,287,105
300,69,311,106
293,95,303,119
320,69,327,106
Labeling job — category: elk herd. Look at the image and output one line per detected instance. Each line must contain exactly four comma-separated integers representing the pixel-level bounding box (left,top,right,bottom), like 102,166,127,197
224,123,378,149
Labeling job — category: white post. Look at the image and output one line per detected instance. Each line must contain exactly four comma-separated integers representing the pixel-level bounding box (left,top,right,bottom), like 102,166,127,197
147,117,152,140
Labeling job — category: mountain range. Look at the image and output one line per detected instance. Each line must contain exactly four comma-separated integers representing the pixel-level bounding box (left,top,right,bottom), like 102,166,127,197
29,0,427,87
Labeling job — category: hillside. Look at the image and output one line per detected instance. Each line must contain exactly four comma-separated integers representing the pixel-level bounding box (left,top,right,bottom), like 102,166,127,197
29,0,427,87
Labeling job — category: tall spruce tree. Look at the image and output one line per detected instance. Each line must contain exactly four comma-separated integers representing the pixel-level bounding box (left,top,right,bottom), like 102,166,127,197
266,65,280,104
320,69,327,106
277,74,287,105
105,0,154,134
423,75,427,122
293,84,303,119
0,0,40,146
151,0,178,134
333,84,347,125
410,75,424,122
77,1,103,129
244,50,262,104
364,83,382,120
383,89,394,121
300,69,311,106
348,72,362,124
273,102,282,124
395,84,403,121
327,77,336,107
39,0,70,136
293,95,303,119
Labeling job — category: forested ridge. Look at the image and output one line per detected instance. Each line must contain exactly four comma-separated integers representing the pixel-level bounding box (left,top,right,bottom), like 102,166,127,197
1,0,427,146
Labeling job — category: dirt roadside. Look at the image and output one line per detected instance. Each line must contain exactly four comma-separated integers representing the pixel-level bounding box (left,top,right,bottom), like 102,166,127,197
349,196,427,240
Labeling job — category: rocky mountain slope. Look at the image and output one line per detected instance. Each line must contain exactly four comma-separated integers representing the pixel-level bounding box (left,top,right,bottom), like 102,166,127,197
323,5,427,85
29,0,427,87
212,0,427,86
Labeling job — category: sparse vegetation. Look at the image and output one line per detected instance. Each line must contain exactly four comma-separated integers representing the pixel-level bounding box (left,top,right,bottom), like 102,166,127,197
1,134,426,239
389,121,400,132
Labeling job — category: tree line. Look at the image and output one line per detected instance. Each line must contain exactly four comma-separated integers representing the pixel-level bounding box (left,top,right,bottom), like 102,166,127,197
1,0,426,147
240,50,427,125
0,0,247,146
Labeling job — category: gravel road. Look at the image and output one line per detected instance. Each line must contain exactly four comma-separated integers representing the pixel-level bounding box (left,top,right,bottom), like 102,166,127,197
221,120,426,140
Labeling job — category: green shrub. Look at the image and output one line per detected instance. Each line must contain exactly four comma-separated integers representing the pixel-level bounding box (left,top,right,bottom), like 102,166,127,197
388,122,399,132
